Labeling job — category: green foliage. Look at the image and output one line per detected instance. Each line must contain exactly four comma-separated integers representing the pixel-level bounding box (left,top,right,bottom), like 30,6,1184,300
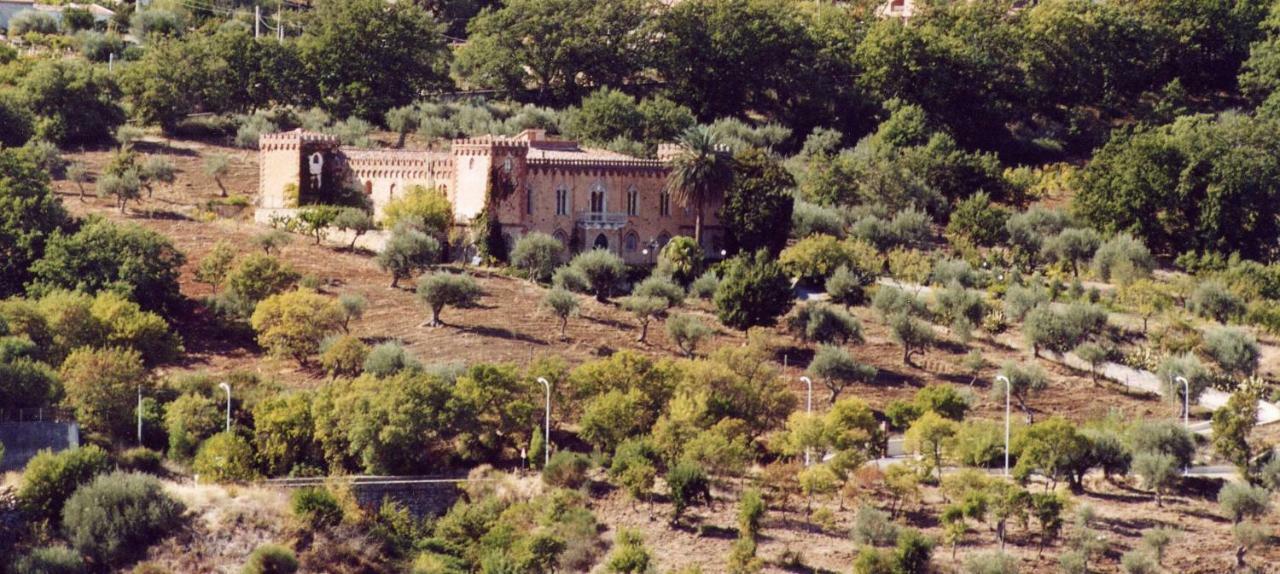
380,186,453,236
363,341,420,378
721,147,795,255
291,487,343,529
542,451,591,489
253,392,318,477
1041,228,1100,277
1012,417,1091,489
788,302,862,346
714,250,793,330
1091,234,1155,284
30,217,186,314
1188,280,1245,323
60,347,145,440
19,446,111,524
807,344,876,404
251,289,345,364
779,234,858,284
608,438,657,503
657,236,704,286
737,488,766,541
61,472,185,567
242,544,299,574
193,432,258,483
963,551,1019,574
633,274,685,308
666,461,710,524
826,264,872,309
1021,303,1106,356
1217,482,1271,523
1155,353,1210,407
164,392,223,461
604,529,652,574
945,192,1009,248
320,335,369,379
1076,113,1280,260
511,233,565,283
417,273,482,327
851,504,899,547
298,0,449,119
333,208,375,249
665,313,712,357
688,270,720,300
12,545,84,574
16,59,124,146
378,224,442,288
569,249,626,302
994,361,1049,419
666,126,735,244
888,313,935,366
1203,327,1260,375
455,0,651,105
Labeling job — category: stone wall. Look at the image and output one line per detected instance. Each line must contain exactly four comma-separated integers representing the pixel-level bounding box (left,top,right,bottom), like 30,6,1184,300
268,476,469,518
0,421,80,472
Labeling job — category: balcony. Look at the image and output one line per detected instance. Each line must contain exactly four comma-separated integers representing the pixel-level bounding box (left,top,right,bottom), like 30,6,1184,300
576,211,629,229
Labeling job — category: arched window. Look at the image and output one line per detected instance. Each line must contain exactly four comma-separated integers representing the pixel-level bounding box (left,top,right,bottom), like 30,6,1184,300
626,186,638,216
555,187,569,215
552,229,569,247
593,234,609,250
364,181,373,195
389,183,397,199
657,233,671,249
659,191,671,217
526,185,534,215
589,184,605,213
624,232,639,251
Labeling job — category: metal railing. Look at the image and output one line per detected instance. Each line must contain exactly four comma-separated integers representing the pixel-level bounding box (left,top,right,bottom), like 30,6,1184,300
0,408,76,424
575,211,628,227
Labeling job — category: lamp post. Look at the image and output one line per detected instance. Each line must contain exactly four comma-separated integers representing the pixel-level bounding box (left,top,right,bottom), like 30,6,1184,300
537,377,551,467
1176,375,1190,475
136,385,143,445
218,382,231,433
996,375,1011,477
800,376,813,467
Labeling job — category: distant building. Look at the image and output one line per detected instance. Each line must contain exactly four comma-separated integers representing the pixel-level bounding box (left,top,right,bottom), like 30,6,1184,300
257,129,722,263
0,0,115,31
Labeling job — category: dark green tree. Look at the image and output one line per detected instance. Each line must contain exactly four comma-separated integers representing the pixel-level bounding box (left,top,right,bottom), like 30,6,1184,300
720,147,795,256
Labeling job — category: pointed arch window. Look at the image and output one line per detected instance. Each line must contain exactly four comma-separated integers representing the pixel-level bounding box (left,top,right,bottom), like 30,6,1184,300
626,186,639,216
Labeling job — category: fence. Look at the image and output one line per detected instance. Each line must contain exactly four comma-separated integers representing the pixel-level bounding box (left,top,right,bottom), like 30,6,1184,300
0,408,75,424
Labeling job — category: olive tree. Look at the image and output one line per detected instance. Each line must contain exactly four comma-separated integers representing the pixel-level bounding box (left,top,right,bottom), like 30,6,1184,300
417,273,481,327
1041,228,1100,277
569,249,625,302
333,207,375,250
889,313,934,367
1203,327,1260,376
542,287,578,339
1188,280,1244,323
377,224,440,288
666,313,712,357
1218,482,1270,524
807,344,876,404
621,295,668,343
511,232,565,283
994,361,1048,422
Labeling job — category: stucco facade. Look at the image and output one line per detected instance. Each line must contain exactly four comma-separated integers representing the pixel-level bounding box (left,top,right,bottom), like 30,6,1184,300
258,129,722,263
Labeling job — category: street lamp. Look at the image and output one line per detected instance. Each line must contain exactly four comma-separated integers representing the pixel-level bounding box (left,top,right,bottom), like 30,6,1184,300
995,375,1011,477
800,376,813,467
217,382,231,433
536,377,552,468
1176,375,1190,475
136,385,143,445
1175,375,1190,429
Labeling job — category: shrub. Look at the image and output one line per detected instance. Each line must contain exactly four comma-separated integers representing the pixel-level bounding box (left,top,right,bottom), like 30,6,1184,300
569,249,626,302
1092,234,1155,284
1120,550,1158,574
61,472,185,568
291,487,343,529
1188,280,1244,323
945,191,1009,247
714,250,794,330
29,218,185,314
963,551,1019,574
851,504,899,546
192,433,258,483
738,488,766,540
552,265,591,294
1155,353,1210,407
1218,482,1271,524
779,234,854,284
658,236,705,285
511,232,565,283
363,341,419,377
417,273,482,327
793,201,845,239
377,225,441,288
338,294,368,332
808,344,876,403
12,546,84,574
1041,228,1100,277
543,451,591,489
1003,283,1047,322
242,543,299,574
666,314,712,357
380,185,453,234
226,253,300,305
666,461,710,523
826,264,871,308
604,529,652,574
9,10,59,35
1202,327,1260,376
60,347,146,440
320,335,370,378
688,270,719,299
118,448,163,475
251,289,345,364
19,446,111,524
164,392,222,461
788,302,862,345
333,208,375,249
889,313,934,366
542,288,579,339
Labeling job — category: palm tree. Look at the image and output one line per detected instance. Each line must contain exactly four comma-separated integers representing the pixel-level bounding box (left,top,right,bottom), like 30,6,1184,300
664,125,733,247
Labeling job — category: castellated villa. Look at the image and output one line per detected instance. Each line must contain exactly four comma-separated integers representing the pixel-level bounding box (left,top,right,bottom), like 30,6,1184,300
256,128,723,264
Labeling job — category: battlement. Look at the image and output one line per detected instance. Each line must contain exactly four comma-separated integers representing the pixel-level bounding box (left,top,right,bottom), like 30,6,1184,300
527,157,668,172
259,129,340,151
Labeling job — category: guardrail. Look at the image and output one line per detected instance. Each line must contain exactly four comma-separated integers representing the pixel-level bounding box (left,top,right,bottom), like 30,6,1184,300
0,408,75,424
576,212,628,227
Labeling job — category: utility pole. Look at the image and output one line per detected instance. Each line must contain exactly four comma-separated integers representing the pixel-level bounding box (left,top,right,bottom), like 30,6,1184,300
255,5,261,39
136,385,143,445
277,1,284,41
